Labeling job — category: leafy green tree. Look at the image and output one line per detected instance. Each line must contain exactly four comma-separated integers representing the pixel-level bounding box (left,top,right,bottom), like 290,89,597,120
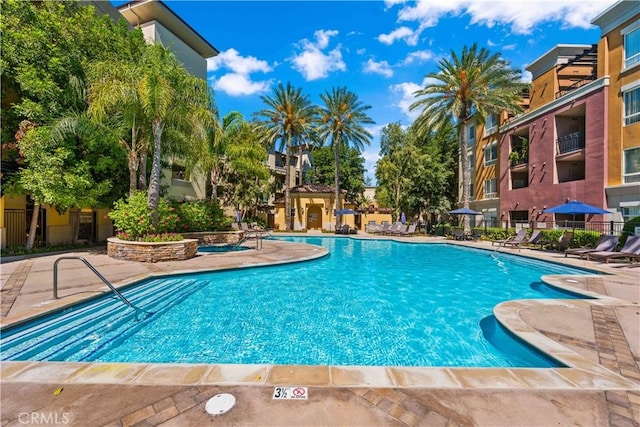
255,82,317,230
306,145,366,203
410,43,526,232
223,122,270,218
1,0,137,249
317,87,374,227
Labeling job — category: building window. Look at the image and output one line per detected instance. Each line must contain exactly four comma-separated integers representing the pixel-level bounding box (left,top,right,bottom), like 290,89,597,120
466,123,475,147
623,22,640,69
469,183,475,200
624,86,640,126
621,206,640,222
624,147,640,183
484,114,498,136
171,164,189,181
483,142,498,166
468,151,475,170
483,178,497,199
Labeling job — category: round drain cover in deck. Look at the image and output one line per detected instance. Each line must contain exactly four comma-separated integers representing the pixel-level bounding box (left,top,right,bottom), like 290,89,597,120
205,393,236,415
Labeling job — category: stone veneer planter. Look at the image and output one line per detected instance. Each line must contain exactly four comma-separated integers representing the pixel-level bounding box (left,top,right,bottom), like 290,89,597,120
181,231,243,246
107,237,198,263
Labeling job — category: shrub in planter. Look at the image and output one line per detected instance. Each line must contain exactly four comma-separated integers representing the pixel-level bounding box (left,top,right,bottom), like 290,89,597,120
109,191,180,240
173,200,224,232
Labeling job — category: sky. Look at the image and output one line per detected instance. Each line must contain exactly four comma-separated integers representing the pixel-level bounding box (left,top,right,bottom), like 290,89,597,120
111,0,617,183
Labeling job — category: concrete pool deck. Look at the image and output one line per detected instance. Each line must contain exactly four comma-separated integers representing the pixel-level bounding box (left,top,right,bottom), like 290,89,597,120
1,234,639,426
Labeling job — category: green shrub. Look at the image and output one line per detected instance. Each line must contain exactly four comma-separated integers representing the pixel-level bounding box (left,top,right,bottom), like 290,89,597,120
481,227,514,241
173,200,224,232
109,191,180,240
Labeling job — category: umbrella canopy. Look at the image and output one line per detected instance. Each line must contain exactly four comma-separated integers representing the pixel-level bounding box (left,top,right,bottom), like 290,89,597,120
448,207,482,215
400,212,406,223
543,200,609,215
334,208,359,215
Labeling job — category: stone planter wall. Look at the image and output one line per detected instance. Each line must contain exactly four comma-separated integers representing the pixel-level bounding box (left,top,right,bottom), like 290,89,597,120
107,238,198,263
182,231,243,245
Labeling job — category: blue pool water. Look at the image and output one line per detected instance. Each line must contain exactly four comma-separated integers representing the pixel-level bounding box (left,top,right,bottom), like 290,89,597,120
1,238,596,367
198,245,249,253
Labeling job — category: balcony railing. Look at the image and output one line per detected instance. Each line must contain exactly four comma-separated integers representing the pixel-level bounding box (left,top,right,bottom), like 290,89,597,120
555,74,596,99
557,131,585,154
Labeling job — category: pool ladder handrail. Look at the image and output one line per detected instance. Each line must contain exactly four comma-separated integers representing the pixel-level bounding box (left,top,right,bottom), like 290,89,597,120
53,256,133,308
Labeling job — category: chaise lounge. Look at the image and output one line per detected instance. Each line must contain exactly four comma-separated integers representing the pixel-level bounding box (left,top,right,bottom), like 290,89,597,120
565,234,619,259
585,235,640,263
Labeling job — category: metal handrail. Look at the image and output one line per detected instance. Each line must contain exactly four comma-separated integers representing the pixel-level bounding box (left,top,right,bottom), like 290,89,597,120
53,256,133,308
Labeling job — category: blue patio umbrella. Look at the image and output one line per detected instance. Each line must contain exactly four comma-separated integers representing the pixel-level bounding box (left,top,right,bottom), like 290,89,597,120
400,212,406,224
448,207,482,215
542,200,610,216
543,200,609,232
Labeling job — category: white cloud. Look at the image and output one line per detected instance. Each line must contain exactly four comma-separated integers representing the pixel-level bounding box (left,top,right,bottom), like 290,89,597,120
377,26,420,46
390,77,440,121
212,73,271,97
363,59,393,78
503,43,517,51
401,49,435,65
207,49,272,97
395,0,612,35
521,70,533,83
290,29,346,81
207,48,272,74
487,39,497,47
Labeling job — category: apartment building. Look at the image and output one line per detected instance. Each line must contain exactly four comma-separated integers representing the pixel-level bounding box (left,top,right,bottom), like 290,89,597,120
468,0,639,229
117,0,219,202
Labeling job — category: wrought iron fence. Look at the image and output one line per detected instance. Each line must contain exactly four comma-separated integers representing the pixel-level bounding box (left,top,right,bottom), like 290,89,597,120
505,220,631,236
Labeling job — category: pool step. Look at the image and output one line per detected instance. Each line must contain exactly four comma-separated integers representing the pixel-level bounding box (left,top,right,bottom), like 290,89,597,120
1,278,207,361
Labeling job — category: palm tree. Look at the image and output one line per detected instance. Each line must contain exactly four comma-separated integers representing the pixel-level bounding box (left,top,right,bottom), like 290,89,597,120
255,82,316,231
317,87,374,229
410,43,526,232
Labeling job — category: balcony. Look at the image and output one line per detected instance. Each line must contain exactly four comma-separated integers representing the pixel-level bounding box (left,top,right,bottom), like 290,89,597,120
557,131,585,154
555,74,596,99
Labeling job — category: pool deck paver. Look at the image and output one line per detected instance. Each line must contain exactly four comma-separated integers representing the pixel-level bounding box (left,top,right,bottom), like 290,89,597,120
1,234,639,426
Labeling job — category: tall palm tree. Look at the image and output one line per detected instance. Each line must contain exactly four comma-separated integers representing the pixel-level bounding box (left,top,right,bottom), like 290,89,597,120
410,43,526,232
317,87,374,229
255,82,316,231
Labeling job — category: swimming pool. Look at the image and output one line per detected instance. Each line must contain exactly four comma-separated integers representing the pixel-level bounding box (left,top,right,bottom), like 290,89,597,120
1,237,595,367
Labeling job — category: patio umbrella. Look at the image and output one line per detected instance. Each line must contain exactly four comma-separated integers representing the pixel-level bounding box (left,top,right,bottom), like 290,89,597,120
448,207,482,215
400,212,406,224
543,200,609,232
334,208,359,215
542,200,610,216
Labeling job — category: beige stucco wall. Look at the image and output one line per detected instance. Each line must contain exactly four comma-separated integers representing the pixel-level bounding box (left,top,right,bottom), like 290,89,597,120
140,21,208,79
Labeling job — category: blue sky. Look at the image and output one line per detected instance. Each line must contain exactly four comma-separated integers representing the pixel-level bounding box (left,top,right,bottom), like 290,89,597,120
111,0,616,183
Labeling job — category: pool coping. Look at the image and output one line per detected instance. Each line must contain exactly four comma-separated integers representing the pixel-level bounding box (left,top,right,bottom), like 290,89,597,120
1,236,638,392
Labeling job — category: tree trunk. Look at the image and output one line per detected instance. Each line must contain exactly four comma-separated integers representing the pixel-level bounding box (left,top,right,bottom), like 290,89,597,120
127,150,138,197
25,203,40,251
459,121,471,233
148,119,163,230
138,148,147,190
284,139,291,231
334,137,341,230
210,167,219,201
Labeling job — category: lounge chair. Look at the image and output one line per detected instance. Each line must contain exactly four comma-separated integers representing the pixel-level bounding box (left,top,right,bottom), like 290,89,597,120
453,228,465,241
586,235,640,263
374,223,390,235
231,222,240,231
501,230,531,250
365,221,378,233
524,230,543,248
558,231,574,250
384,222,401,235
391,224,409,236
399,223,417,237
335,224,349,235
492,229,527,247
565,235,619,259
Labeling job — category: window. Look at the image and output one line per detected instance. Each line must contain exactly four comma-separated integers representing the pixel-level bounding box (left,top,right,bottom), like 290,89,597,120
624,86,640,126
171,164,189,181
466,124,475,147
623,22,640,69
624,147,640,183
469,183,475,199
484,114,498,136
483,142,498,165
621,205,640,222
483,178,497,199
468,151,475,170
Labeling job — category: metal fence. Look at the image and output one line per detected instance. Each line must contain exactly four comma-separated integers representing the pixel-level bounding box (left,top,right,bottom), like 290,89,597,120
504,220,631,236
